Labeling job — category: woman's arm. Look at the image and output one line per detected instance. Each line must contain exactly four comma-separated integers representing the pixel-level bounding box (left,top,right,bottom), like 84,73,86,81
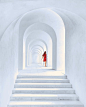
41,56,44,60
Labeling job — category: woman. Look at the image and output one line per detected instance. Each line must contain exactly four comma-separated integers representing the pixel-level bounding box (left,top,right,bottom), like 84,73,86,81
42,51,47,67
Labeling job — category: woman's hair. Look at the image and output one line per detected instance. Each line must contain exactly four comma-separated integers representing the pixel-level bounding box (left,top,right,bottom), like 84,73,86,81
42,51,46,56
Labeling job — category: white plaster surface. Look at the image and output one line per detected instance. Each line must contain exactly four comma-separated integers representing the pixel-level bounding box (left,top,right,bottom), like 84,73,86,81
18,9,65,70
25,30,52,68
7,64,83,107
0,0,86,107
0,19,19,107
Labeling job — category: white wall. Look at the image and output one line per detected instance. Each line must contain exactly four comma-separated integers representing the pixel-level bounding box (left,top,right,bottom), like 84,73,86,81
54,9,86,107
65,15,86,107
0,19,18,107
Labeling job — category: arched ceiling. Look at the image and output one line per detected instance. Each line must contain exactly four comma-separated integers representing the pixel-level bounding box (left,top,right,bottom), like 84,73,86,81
30,45,44,53
1,0,86,41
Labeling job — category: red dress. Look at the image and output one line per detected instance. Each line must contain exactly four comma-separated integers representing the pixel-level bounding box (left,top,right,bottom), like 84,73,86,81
43,54,47,62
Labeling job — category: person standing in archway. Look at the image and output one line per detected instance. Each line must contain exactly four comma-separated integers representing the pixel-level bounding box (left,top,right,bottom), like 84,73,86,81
42,51,47,67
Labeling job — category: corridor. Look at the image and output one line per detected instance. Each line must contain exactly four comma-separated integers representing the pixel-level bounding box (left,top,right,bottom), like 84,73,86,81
0,0,86,107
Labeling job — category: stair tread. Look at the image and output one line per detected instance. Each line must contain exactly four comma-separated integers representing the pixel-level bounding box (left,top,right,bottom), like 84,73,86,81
16,79,68,80
17,75,67,79
15,83,71,85
13,88,74,90
9,101,83,105
11,94,78,97
18,74,66,76
17,75,66,77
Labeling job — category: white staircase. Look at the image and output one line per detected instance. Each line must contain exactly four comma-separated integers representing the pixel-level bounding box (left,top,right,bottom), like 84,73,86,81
8,71,84,107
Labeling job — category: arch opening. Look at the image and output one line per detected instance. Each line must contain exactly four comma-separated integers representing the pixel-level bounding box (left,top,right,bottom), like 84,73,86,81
18,8,65,73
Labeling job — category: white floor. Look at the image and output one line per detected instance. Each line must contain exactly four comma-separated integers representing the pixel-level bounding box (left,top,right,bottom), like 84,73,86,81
19,64,65,75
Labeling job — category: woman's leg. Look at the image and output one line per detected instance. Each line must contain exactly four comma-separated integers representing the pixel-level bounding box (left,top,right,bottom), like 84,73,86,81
45,61,46,67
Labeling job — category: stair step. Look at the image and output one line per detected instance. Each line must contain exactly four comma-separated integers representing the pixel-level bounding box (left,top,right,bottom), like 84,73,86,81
8,71,84,107
14,83,72,88
10,94,79,101
12,88,75,94
8,101,83,107
15,79,69,83
17,75,67,79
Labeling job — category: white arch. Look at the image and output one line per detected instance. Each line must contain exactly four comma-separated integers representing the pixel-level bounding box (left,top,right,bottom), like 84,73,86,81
18,8,65,71
24,30,52,68
27,40,46,67
30,49,42,64
27,45,44,66
23,23,56,70
28,47,43,65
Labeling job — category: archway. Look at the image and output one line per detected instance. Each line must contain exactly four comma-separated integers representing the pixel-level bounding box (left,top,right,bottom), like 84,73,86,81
18,8,65,73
